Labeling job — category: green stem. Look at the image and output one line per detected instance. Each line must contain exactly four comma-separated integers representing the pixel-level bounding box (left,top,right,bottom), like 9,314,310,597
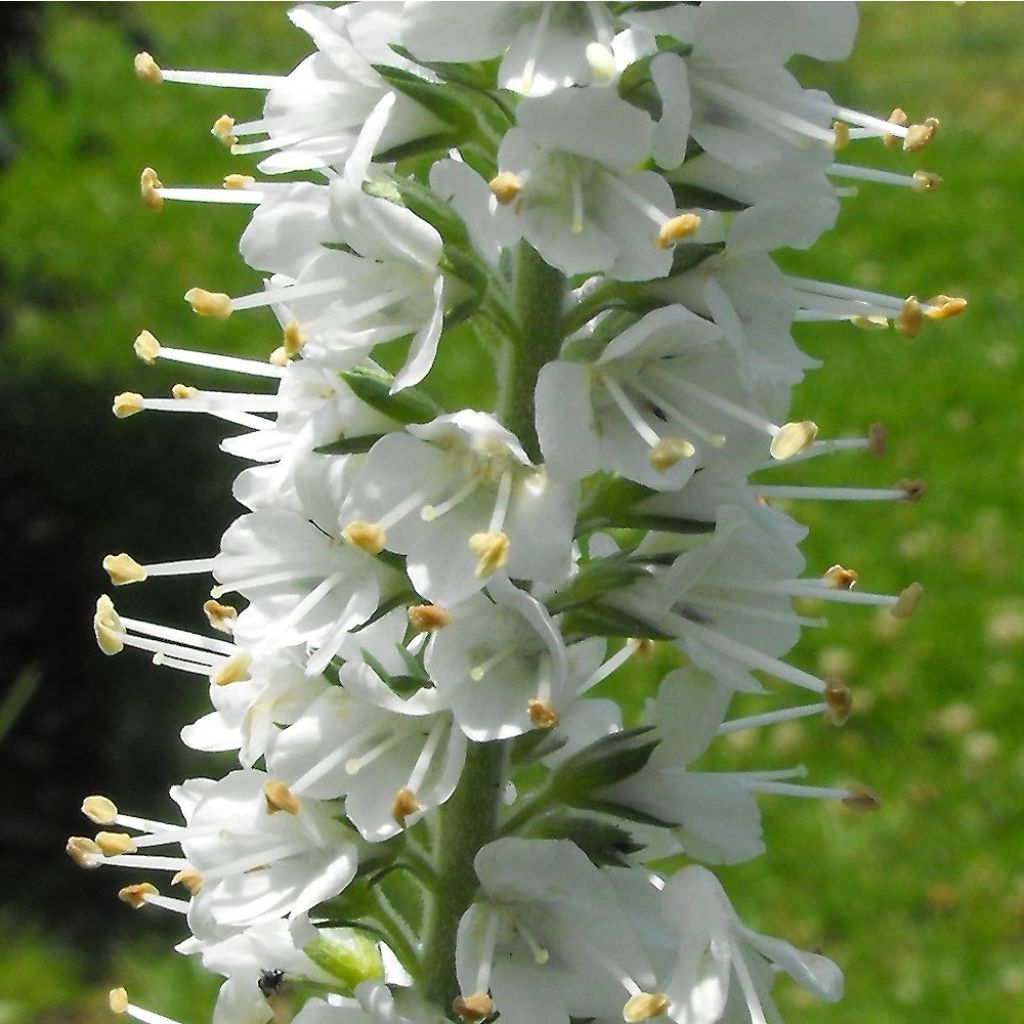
420,740,508,1012
498,241,567,461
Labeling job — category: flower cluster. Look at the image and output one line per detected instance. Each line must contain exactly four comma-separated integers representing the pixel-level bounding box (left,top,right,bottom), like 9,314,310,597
72,5,961,1024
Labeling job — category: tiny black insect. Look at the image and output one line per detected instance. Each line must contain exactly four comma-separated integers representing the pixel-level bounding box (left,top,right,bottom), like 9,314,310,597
258,970,287,998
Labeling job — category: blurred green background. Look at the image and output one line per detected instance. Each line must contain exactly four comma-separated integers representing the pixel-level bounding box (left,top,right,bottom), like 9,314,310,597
0,4,1020,1024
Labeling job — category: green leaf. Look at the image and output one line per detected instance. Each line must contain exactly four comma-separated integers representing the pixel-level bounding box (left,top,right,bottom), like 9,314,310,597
341,366,440,424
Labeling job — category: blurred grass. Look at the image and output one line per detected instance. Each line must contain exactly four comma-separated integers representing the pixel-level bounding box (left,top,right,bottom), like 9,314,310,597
1,4,1021,1024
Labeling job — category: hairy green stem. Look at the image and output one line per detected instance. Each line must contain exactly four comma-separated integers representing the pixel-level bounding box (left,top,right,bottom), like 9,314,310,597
420,740,508,1012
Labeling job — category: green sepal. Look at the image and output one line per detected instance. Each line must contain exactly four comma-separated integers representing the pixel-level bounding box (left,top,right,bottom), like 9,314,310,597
302,928,385,993
545,555,650,616
670,182,748,213
560,602,676,643
314,433,386,456
340,366,440,425
359,648,428,700
509,727,567,767
372,64,479,136
386,44,502,95
575,473,717,536
574,797,680,829
670,240,728,276
531,813,646,867
550,726,660,803
373,131,466,164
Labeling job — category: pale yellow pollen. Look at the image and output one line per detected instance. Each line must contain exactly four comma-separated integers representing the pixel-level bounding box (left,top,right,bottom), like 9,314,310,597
453,992,494,1024
96,831,138,857
103,553,147,587
391,787,421,826
109,988,130,1015
139,167,164,211
923,294,967,321
203,599,238,633
270,320,307,365
118,882,158,909
223,173,255,190
896,478,927,503
894,296,923,339
263,779,300,816
133,52,162,83
904,116,940,153
631,637,654,663
133,329,161,364
112,392,144,419
342,520,386,555
823,678,853,726
172,383,198,399
843,783,882,811
823,564,858,590
94,594,125,655
851,314,889,331
892,581,924,619
488,171,524,206
82,794,118,824
184,287,233,319
209,651,252,686
469,531,510,579
868,422,887,458
648,436,696,472
528,697,559,729
408,604,452,632
911,170,942,194
883,107,908,148
623,991,670,1022
586,42,618,84
830,120,850,151
770,420,818,461
212,114,237,147
172,867,203,894
656,213,701,250
66,836,102,868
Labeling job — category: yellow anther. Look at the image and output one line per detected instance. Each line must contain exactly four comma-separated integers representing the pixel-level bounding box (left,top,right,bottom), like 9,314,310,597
528,697,559,729
894,296,923,339
184,287,233,319
823,565,858,590
209,651,252,686
453,993,494,1024
868,422,887,458
656,213,701,249
172,867,203,894
172,383,198,399
133,52,162,83
82,795,118,824
109,988,130,1015
843,783,882,811
904,116,940,153
883,107,908,148
831,120,850,151
923,294,967,321
133,330,161,364
391,787,421,826
892,581,924,619
850,314,889,331
103,553,147,587
823,679,853,726
66,836,102,868
212,114,237,147
93,594,125,655
631,637,655,662
342,520,386,555
770,420,818,461
139,167,164,211
95,831,138,857
488,171,524,206
896,478,927,503
203,599,238,633
263,780,300,816
911,170,942,193
469,531,510,578
282,320,306,356
223,173,255,190
408,604,452,632
118,882,158,909
586,42,618,84
112,392,144,419
648,436,695,472
623,992,670,1022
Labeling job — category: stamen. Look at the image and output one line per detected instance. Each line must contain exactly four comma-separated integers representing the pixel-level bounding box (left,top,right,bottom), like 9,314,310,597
527,697,559,729
391,787,421,826
345,731,406,775
112,393,144,419
824,679,853,725
769,420,818,460
754,480,924,503
184,288,233,319
717,701,829,735
453,993,494,1024
487,471,513,534
823,565,858,589
263,780,300,815
515,0,552,94
67,836,103,868
623,993,669,1022
843,783,882,810
103,554,147,586
96,832,138,856
603,377,663,448
223,174,256,190
405,719,447,795
904,117,940,153
586,42,618,84
911,170,942,193
489,171,524,206
409,604,452,632
892,581,924,618
212,114,237,146
513,920,550,965
830,120,850,151
656,213,701,250
133,54,162,83
649,437,696,471
342,520,386,555
82,795,118,824
209,651,252,686
118,882,159,909
470,641,517,682
469,531,510,578
632,381,726,449
270,321,307,365
883,107,908,147
140,168,163,211
203,599,237,633
579,641,634,695
923,294,967,321
94,595,124,654
570,177,585,234
172,868,203,894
